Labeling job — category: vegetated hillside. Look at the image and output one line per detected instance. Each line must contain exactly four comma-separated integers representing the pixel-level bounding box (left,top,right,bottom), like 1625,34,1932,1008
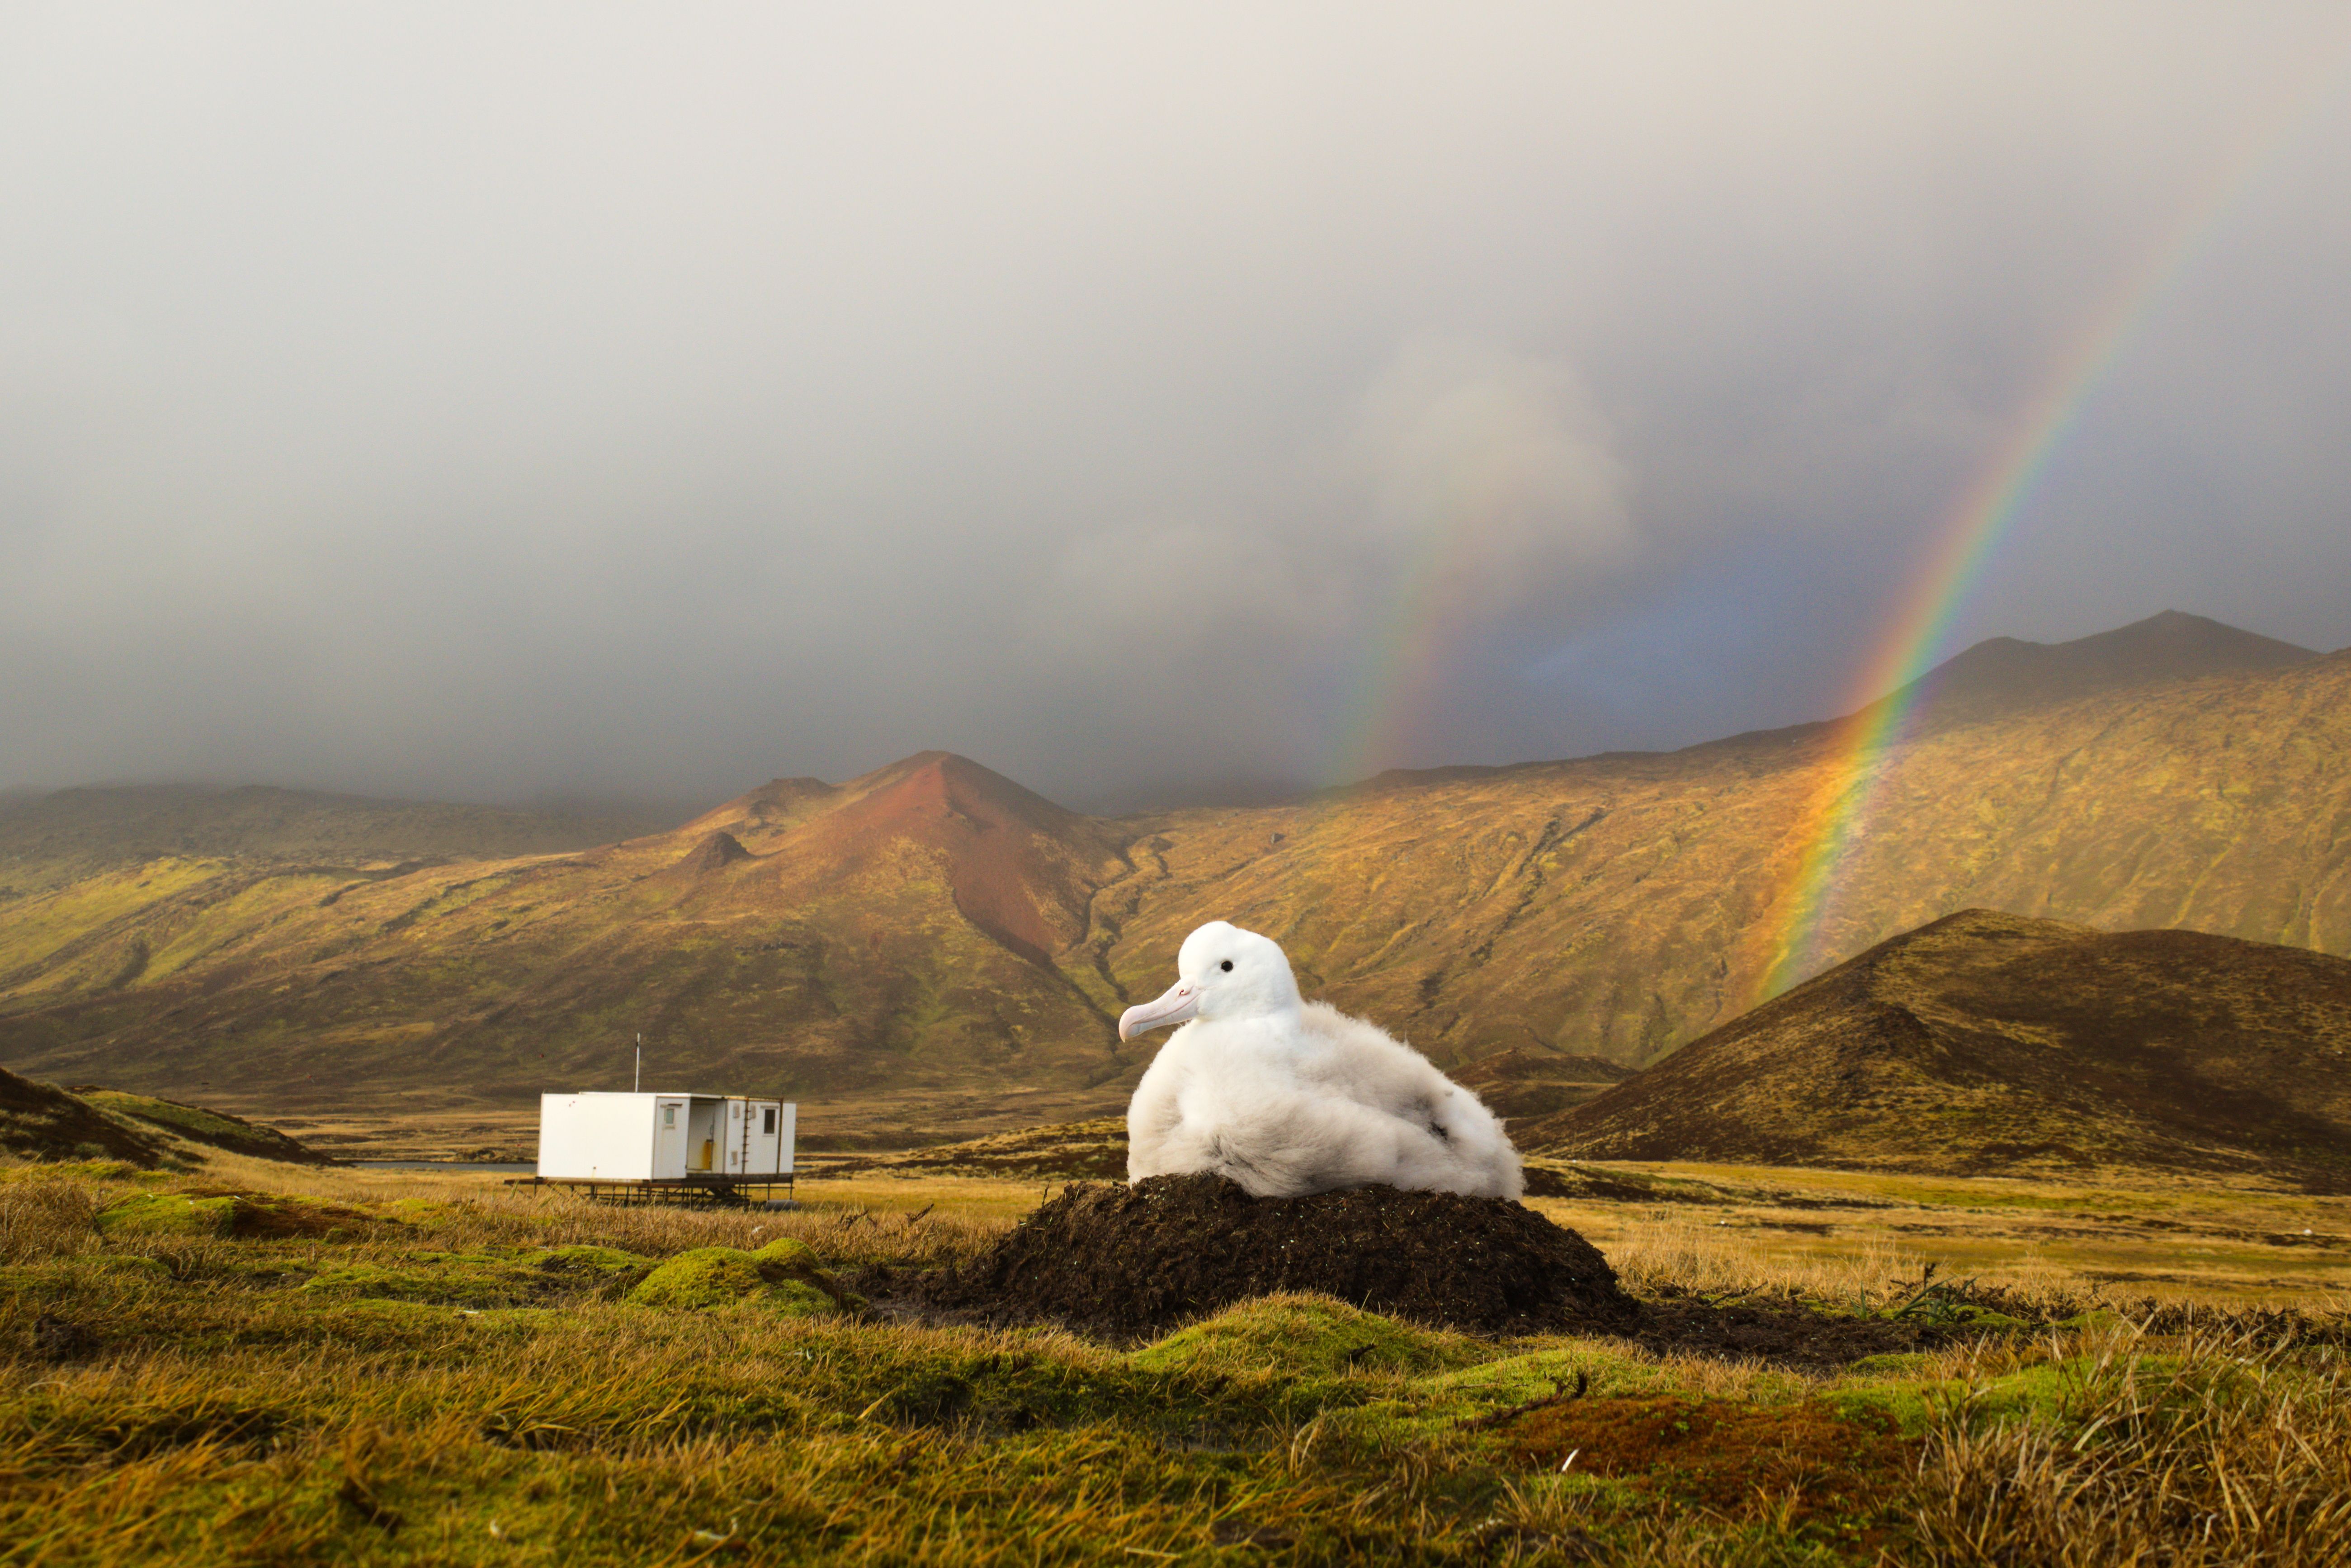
0,617,2347,1138
0,753,1138,1129
74,1088,337,1165
1083,633,2351,1069
1518,910,2351,1188
0,1065,331,1167
0,1065,170,1166
0,783,674,890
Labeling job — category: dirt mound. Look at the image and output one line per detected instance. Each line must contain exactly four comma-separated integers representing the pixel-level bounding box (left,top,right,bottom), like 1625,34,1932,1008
912,1174,1638,1338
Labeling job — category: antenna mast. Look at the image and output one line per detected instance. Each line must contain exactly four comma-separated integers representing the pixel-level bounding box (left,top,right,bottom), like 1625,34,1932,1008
634,1033,642,1094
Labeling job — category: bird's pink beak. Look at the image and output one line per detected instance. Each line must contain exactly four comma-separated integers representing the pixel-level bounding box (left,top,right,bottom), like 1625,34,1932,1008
1118,980,1199,1041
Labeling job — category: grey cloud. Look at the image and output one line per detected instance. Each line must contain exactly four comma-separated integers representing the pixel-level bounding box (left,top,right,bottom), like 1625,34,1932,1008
4,4,2349,809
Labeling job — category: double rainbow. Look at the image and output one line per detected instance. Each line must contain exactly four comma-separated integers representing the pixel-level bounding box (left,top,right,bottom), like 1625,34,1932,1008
1742,62,2346,1007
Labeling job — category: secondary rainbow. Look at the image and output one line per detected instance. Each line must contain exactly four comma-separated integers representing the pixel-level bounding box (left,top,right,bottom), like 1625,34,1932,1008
1741,67,2344,1008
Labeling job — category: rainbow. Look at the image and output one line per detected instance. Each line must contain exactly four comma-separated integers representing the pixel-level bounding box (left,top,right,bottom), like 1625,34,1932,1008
1741,62,2348,1008
1332,522,1475,786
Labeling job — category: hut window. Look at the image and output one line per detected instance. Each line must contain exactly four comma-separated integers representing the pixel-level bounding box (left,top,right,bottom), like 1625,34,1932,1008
662,1105,676,1128
762,1108,777,1135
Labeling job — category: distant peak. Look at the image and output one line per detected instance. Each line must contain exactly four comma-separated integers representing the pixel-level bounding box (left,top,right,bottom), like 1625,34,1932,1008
848,750,1087,821
1873,611,2317,732
671,829,753,874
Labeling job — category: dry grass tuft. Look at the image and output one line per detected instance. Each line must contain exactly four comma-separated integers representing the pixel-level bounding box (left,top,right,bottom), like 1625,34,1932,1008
1913,1324,2351,1566
0,1174,103,1263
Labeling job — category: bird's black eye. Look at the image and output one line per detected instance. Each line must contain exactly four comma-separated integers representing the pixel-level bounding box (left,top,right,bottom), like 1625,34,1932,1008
1220,959,1233,972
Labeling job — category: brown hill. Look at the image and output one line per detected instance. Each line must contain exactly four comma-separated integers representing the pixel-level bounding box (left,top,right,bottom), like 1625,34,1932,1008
1869,609,2316,732
661,830,753,878
1083,642,2351,1070
1518,910,2351,1188
0,751,1136,1135
1,618,2347,1144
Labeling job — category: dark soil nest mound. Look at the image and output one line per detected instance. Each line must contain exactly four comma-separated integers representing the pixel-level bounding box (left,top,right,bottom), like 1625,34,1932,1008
909,1173,1640,1338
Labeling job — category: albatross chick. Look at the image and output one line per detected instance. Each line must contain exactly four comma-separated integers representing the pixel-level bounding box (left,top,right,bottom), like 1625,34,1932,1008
1119,920,1523,1200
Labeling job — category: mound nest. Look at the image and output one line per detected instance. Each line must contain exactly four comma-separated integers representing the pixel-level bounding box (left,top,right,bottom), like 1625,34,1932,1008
915,1173,1639,1338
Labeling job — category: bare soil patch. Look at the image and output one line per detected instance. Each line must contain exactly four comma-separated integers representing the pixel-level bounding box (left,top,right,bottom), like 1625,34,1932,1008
1492,1393,1918,1536
1627,1285,1962,1368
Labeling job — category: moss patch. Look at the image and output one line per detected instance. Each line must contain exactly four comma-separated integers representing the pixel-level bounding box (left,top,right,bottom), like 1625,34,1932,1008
1129,1294,1479,1379
626,1244,860,1316
536,1244,654,1282
95,1192,239,1237
299,1260,529,1308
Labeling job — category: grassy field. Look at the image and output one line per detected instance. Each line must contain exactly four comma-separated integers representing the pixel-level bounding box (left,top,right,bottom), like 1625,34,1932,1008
4,1152,2349,1566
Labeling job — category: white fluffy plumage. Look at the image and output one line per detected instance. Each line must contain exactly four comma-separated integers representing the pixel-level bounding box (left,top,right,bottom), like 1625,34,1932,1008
1119,920,1523,1200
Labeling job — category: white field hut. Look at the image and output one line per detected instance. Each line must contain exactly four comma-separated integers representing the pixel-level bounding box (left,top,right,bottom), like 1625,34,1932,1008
532,1092,796,1205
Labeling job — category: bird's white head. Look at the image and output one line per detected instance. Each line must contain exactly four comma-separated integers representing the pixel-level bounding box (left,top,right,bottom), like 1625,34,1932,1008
1116,920,1303,1041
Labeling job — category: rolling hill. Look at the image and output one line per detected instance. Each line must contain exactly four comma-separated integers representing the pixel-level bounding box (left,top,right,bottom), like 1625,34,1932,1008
0,784,675,890
2,613,2346,1144
1515,910,2351,1189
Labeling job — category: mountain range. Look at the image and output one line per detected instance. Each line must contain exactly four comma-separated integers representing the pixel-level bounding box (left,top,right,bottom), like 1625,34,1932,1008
3,610,2346,1145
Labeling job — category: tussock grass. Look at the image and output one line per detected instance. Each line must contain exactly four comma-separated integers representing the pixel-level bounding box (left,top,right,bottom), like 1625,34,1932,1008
5,1149,2350,1565
1912,1322,2351,1565
0,1175,101,1263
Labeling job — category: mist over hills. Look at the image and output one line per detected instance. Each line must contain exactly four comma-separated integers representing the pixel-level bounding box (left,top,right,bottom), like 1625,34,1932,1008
2,612,2347,1142
0,784,677,886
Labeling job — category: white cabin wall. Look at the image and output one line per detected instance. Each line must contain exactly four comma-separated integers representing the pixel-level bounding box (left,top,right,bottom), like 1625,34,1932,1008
536,1093,660,1180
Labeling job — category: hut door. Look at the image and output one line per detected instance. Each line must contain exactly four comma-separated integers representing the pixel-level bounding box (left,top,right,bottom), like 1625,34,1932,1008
653,1100,687,1176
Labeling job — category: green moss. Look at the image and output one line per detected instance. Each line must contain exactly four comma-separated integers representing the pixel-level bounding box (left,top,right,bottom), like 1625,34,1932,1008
1437,1343,1747,1407
1129,1294,1480,1379
1820,1379,1964,1437
94,1192,237,1237
751,1237,821,1269
625,1245,858,1316
298,1262,521,1308
537,1244,653,1280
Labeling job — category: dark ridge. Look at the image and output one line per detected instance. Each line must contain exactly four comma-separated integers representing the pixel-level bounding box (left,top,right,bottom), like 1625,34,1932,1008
1522,909,2351,1186
73,1088,337,1166
0,1066,166,1167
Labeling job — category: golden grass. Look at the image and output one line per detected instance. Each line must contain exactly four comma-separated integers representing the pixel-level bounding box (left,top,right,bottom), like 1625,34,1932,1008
6,1147,2351,1565
1912,1323,2351,1564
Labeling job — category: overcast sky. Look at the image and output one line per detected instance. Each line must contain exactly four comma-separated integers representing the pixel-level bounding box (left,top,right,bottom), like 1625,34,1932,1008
6,5,2350,812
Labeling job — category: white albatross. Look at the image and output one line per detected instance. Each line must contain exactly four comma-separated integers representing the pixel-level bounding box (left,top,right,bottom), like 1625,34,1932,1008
1118,920,1523,1200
